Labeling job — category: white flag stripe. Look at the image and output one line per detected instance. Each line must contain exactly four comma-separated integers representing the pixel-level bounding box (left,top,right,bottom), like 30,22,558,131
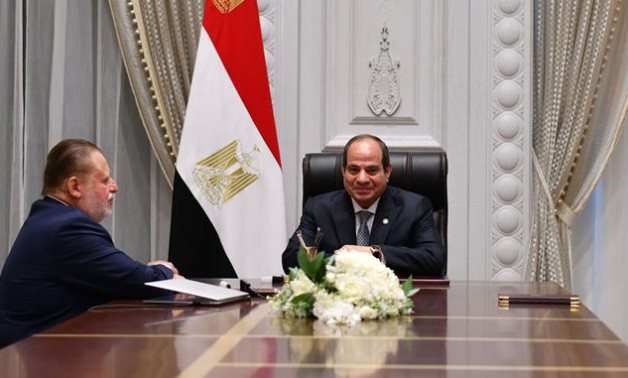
178,29,286,277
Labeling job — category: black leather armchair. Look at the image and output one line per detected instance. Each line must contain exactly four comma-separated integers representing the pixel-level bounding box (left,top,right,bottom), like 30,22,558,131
302,150,448,275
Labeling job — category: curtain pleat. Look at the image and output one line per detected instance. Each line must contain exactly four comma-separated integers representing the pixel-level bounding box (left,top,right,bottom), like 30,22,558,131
108,0,204,187
528,0,626,288
0,0,24,255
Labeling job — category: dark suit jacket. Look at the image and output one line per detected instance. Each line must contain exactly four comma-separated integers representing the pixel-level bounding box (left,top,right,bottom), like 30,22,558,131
282,186,444,277
0,197,173,347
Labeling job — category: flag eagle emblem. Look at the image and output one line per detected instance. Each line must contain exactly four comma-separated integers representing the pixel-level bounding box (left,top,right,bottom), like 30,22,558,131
193,140,260,206
211,0,245,14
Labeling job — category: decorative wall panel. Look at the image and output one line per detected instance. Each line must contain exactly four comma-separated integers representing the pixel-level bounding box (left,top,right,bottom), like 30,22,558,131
489,0,531,281
322,0,443,150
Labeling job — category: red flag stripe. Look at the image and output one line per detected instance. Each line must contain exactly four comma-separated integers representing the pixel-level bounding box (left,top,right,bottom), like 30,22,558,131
202,0,281,167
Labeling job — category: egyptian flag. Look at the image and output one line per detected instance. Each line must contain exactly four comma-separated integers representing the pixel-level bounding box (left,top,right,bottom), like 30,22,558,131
168,0,286,278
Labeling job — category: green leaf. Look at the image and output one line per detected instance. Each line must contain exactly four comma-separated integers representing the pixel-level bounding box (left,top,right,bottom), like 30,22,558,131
290,292,315,316
291,292,315,306
297,247,312,275
297,247,327,284
405,288,420,297
310,252,327,283
288,267,300,281
402,276,419,297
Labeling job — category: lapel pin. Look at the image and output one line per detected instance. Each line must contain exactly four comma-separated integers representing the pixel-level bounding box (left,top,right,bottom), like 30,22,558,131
383,218,389,225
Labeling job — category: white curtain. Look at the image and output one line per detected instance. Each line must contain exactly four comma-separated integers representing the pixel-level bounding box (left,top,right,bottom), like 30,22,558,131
528,0,626,288
0,0,24,261
0,0,172,271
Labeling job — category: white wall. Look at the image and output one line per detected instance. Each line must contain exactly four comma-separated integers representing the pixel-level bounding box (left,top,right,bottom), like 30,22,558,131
274,0,533,282
573,127,628,343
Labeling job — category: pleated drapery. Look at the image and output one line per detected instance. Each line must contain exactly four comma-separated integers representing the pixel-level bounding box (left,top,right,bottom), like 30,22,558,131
108,0,205,187
529,0,627,288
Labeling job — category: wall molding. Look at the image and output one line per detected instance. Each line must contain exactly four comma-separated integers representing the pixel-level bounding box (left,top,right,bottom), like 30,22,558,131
489,0,532,281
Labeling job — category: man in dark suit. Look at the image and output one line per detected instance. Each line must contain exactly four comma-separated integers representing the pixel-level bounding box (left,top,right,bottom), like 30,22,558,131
0,139,180,348
282,134,444,277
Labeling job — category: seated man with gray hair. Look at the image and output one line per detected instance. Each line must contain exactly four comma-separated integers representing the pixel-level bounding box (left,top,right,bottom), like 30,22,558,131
0,139,180,347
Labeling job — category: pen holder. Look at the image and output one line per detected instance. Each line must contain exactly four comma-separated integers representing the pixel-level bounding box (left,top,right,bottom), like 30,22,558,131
306,246,318,259
498,294,580,308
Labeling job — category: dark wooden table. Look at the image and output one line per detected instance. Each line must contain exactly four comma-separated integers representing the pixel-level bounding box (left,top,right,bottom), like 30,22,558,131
1,281,628,377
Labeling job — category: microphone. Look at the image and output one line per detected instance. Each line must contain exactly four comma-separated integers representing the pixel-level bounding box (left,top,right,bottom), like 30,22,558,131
239,279,266,299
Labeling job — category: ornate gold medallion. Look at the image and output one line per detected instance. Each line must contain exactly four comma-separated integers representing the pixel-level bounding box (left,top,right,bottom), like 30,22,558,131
211,0,245,14
193,140,260,206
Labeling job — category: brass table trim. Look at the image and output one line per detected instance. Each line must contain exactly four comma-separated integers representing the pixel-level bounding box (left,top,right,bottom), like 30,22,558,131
214,361,628,373
34,333,623,344
410,315,600,322
177,302,270,378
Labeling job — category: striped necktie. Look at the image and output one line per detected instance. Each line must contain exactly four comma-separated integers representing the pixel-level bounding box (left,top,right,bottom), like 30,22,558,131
356,210,372,246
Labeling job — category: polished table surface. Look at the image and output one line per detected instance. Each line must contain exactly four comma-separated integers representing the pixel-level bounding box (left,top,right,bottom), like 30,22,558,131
1,280,628,377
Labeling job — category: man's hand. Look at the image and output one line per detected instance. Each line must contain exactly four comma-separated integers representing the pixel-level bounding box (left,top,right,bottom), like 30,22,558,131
338,245,385,264
148,260,181,276
338,245,372,254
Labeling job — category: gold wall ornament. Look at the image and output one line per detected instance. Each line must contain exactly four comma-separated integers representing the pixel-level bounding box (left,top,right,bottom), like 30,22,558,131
211,0,246,14
193,140,260,206
367,26,401,116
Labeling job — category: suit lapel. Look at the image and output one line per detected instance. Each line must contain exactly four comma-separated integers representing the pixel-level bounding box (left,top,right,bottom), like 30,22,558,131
332,192,357,245
370,188,400,245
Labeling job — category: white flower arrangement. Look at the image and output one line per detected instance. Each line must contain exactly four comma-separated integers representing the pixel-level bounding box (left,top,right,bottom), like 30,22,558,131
270,248,418,326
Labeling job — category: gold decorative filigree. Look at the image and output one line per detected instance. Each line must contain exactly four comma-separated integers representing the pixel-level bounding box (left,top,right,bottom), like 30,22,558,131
193,140,260,206
211,0,245,14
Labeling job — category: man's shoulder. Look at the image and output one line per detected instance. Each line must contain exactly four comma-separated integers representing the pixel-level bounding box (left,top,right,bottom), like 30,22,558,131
27,198,103,231
385,186,430,205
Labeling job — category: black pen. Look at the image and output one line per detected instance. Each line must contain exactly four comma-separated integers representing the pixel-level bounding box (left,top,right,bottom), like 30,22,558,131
314,227,324,248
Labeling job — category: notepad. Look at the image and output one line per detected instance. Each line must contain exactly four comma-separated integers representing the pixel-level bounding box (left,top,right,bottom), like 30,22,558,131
144,278,249,305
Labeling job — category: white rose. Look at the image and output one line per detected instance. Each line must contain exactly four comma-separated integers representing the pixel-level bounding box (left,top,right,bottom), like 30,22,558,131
325,272,336,283
313,292,360,326
289,272,316,297
393,288,407,300
358,305,378,320
334,274,371,301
